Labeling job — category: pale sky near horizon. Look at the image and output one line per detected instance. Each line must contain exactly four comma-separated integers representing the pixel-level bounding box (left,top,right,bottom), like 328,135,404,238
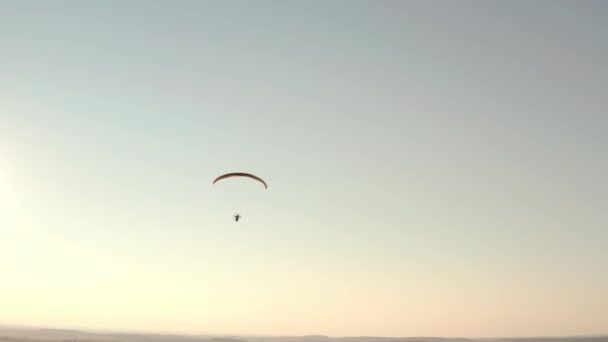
1,0,607,337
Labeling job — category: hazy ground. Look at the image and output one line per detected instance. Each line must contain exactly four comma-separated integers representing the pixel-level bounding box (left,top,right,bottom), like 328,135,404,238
1,326,607,342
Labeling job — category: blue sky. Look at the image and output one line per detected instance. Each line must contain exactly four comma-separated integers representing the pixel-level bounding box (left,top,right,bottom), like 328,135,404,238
1,0,607,337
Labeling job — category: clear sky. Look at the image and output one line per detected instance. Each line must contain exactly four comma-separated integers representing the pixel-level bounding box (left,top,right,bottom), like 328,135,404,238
1,0,607,337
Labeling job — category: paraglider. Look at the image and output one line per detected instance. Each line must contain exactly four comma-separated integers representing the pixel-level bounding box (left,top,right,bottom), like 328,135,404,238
212,172,268,189
213,172,267,221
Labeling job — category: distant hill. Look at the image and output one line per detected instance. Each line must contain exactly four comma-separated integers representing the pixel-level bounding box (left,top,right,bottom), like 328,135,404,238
302,337,329,339
210,338,247,342
493,338,608,342
1,326,607,342
40,329,86,335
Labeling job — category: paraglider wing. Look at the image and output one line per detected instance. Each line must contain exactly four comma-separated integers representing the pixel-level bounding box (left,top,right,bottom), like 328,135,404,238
212,172,268,189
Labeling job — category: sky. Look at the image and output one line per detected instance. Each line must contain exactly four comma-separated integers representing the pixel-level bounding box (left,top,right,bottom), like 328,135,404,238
1,0,608,337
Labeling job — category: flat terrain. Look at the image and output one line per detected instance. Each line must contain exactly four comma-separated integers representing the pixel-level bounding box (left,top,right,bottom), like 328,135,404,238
1,327,607,342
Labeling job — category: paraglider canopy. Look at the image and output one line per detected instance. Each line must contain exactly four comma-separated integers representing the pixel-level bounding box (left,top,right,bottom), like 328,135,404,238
212,172,268,189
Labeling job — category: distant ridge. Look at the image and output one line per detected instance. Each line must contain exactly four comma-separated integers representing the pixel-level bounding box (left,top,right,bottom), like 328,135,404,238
39,329,86,334
302,337,329,339
210,338,247,342
1,326,607,342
